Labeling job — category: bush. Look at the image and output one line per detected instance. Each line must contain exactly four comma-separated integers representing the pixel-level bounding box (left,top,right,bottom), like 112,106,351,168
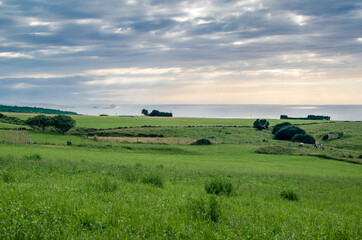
291,134,316,144
274,125,306,141
49,115,76,134
25,115,51,132
272,122,292,134
280,189,299,201
253,119,269,130
191,138,212,145
205,178,233,196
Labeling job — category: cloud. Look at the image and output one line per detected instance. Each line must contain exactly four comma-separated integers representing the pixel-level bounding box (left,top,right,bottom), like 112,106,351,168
0,0,361,106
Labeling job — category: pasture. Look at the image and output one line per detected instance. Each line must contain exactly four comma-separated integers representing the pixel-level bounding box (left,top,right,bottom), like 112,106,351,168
0,113,361,239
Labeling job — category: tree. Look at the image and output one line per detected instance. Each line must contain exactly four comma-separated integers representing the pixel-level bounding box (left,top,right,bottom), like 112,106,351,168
253,119,269,130
49,115,76,134
149,110,172,117
141,109,149,116
25,115,51,132
272,122,292,134
274,125,306,141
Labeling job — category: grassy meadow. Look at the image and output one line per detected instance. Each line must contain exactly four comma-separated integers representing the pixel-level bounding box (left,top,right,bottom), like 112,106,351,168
0,113,361,239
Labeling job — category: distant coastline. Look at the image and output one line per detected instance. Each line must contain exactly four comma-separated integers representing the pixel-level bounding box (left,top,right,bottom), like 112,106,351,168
0,105,78,115
69,104,362,121
1,104,361,121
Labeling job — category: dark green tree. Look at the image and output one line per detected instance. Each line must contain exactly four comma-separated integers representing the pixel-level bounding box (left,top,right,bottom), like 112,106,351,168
141,109,149,116
149,110,172,117
253,119,269,130
272,122,292,134
25,115,51,132
274,125,306,141
49,115,76,134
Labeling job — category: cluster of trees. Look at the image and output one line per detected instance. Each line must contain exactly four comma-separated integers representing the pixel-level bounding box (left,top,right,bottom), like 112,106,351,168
272,122,315,144
280,115,330,120
0,105,78,115
25,115,75,134
141,109,173,117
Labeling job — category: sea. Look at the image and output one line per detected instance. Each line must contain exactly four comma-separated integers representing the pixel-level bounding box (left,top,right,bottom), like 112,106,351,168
69,104,362,121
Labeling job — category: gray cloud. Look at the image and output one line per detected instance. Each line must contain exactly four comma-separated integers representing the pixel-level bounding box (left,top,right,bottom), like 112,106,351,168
0,0,361,106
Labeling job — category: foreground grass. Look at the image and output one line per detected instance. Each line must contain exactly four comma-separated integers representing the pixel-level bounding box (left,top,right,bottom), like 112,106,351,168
0,114,361,239
1,142,361,239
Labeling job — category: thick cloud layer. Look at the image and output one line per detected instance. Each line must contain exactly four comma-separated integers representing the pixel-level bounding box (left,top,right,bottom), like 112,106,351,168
0,0,361,107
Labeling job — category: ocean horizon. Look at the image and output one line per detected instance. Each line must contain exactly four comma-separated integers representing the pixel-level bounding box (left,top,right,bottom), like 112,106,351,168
63,104,362,121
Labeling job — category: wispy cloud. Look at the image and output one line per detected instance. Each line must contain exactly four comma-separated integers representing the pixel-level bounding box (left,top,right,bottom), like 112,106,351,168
0,0,361,106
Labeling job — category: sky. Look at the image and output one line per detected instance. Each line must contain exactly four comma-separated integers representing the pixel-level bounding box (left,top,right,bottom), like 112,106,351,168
0,0,361,109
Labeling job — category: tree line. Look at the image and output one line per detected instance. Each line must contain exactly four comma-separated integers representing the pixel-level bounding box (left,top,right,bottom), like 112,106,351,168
25,115,75,134
142,109,173,117
0,105,78,115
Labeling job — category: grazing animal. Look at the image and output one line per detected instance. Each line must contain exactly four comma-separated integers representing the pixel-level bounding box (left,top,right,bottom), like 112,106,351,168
299,143,304,147
319,144,325,150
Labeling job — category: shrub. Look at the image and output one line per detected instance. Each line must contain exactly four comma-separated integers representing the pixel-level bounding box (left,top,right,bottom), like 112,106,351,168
205,178,233,196
291,134,316,144
272,122,292,134
141,172,164,188
49,115,76,134
274,126,306,141
280,189,299,201
253,119,269,130
25,115,52,132
191,138,212,145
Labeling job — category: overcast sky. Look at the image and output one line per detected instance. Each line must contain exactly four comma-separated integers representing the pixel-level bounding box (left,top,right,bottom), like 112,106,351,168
1,0,361,108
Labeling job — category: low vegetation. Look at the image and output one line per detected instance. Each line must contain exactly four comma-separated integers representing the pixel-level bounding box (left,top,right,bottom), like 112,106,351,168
0,112,361,238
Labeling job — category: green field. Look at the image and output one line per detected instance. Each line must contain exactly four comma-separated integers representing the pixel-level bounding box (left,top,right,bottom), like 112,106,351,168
2,112,330,128
0,113,361,239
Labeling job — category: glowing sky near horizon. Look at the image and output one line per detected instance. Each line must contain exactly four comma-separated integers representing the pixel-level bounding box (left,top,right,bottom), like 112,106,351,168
0,0,361,107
